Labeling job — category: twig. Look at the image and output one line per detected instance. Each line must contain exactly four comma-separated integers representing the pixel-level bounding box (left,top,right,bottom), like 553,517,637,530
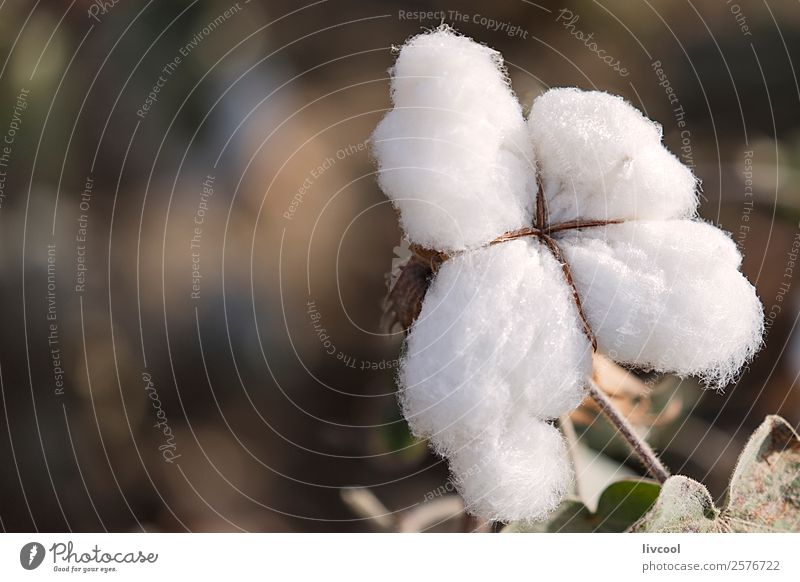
587,378,670,483
340,488,396,532
559,415,580,474
398,496,464,533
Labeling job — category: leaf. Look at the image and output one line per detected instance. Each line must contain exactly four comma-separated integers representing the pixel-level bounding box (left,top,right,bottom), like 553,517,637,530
502,500,592,533
595,480,663,532
571,440,636,511
633,415,800,532
726,415,800,532
503,479,660,533
631,476,721,532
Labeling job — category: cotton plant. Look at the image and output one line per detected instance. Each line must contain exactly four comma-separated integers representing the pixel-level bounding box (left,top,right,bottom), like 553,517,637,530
371,27,763,524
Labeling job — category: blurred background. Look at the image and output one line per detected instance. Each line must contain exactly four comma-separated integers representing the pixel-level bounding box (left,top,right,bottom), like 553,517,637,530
0,0,799,532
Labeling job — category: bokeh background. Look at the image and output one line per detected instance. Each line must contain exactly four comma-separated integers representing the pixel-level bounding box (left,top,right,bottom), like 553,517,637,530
0,0,799,532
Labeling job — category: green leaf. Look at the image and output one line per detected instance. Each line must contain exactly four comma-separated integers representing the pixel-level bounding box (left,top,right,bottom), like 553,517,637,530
726,415,800,532
595,480,663,532
505,415,800,533
502,500,593,533
631,476,721,532
503,479,660,533
633,415,800,533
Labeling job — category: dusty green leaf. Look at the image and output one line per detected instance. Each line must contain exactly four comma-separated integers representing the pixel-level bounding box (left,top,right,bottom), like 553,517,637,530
634,415,800,533
503,479,660,533
631,475,721,532
726,415,800,532
506,416,800,533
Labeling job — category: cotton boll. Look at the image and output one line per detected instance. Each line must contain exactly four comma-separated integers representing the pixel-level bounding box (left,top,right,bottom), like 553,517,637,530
529,88,698,225
559,220,763,388
399,239,591,455
372,28,535,252
450,415,572,522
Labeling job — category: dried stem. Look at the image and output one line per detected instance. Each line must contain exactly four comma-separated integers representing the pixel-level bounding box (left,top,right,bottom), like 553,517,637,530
399,496,464,533
558,414,584,501
340,488,396,532
587,378,670,484
462,513,491,533
559,414,580,468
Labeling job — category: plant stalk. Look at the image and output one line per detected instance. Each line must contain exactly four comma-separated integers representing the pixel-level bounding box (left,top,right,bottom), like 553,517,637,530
587,378,670,484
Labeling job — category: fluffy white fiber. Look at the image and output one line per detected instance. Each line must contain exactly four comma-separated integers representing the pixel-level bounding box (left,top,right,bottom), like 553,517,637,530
401,240,591,452
400,240,590,521
559,221,764,388
529,88,699,225
371,27,534,252
449,416,573,522
372,27,764,523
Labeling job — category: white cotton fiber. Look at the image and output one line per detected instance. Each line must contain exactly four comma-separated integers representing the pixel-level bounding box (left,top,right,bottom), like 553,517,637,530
371,28,535,251
558,220,764,388
529,88,698,225
374,29,765,524
400,240,592,455
449,415,572,523
399,240,589,522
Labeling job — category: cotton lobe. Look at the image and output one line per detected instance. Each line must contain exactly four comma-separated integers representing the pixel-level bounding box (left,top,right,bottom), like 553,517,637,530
372,28,534,252
528,88,699,225
372,27,763,523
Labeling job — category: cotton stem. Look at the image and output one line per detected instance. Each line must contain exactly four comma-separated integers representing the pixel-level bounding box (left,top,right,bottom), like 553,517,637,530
587,378,670,484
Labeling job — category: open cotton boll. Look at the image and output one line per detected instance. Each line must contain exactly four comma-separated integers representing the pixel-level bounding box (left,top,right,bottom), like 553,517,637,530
529,88,698,225
558,220,764,388
399,240,591,455
372,27,767,525
371,28,535,252
449,415,572,522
